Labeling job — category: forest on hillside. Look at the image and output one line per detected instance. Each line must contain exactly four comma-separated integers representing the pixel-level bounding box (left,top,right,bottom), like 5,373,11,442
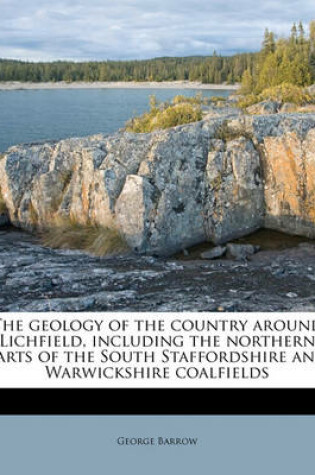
1,22,314,87
0,54,254,84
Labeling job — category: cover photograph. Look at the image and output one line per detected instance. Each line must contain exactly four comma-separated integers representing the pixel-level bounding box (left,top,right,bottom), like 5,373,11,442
0,0,315,472
0,2,314,316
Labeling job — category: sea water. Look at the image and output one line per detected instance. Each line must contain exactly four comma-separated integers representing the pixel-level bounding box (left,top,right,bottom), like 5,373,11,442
0,87,232,152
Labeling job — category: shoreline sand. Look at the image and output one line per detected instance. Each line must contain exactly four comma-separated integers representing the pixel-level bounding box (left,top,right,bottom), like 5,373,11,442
0,80,239,91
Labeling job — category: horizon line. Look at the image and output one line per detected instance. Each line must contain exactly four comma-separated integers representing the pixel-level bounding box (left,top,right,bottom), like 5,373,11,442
0,51,259,64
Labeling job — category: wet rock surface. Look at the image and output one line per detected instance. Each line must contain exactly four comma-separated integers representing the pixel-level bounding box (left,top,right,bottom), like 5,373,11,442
1,228,314,312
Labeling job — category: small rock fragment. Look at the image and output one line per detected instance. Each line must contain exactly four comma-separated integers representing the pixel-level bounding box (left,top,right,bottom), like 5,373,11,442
298,243,315,249
226,243,259,260
201,246,226,260
286,292,298,298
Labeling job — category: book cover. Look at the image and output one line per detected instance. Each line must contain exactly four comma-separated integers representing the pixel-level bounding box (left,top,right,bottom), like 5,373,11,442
0,0,314,473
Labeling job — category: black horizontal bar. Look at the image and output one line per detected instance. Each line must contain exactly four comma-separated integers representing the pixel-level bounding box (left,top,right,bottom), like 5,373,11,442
0,389,314,415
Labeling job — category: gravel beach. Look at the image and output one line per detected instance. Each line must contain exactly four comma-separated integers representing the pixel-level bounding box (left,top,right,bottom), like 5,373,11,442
0,81,239,91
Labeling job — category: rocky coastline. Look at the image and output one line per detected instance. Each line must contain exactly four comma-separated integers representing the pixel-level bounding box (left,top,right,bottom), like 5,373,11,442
0,100,314,311
1,108,315,254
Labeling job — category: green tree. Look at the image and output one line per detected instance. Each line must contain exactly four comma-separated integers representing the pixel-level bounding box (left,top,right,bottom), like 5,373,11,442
310,20,315,79
291,23,298,44
262,28,276,55
241,68,254,93
298,21,305,43
241,22,313,94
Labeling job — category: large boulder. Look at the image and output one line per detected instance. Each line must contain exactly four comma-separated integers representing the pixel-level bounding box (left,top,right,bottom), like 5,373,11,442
280,103,298,113
0,113,314,255
246,101,280,115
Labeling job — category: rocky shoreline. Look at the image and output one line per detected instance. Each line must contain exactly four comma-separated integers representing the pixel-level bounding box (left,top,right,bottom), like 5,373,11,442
0,98,314,311
0,81,239,91
1,110,315,255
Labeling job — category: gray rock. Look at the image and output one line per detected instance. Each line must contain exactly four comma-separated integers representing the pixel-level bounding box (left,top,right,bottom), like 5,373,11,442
298,242,315,249
0,229,315,312
201,246,226,259
247,101,280,115
280,103,297,113
286,292,298,299
0,113,314,256
226,243,259,260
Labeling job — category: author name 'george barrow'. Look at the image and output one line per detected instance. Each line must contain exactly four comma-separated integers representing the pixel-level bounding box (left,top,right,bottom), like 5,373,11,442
117,437,198,446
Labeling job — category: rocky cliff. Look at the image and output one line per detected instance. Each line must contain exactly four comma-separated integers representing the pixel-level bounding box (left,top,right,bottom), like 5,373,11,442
0,113,314,255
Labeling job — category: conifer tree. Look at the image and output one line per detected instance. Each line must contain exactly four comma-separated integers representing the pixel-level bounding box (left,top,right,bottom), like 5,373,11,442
298,21,305,43
241,22,313,94
241,68,254,94
262,29,276,54
291,23,298,44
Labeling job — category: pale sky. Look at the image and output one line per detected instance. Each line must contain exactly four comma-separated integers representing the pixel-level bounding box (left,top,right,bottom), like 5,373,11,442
0,0,314,61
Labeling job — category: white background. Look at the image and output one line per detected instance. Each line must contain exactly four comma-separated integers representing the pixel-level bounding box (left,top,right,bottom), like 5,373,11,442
0,312,314,388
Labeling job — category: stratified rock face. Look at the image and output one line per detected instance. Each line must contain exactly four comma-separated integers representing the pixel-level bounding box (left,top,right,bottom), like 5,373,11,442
263,129,315,238
0,113,314,255
115,175,155,253
205,136,264,244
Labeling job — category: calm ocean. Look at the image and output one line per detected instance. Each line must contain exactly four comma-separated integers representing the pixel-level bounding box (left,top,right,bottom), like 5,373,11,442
0,88,232,152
